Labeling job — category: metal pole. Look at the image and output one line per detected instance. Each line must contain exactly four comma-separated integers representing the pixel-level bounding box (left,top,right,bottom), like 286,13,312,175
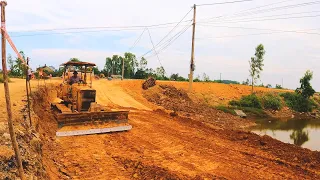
1,1,26,179
189,4,196,92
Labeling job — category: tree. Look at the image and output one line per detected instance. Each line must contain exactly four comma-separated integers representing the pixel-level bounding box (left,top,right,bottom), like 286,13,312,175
194,74,201,82
155,66,166,79
170,73,179,81
296,70,315,99
11,51,27,78
139,57,148,70
275,84,283,89
266,84,272,88
7,54,14,71
249,44,265,93
242,78,250,85
124,52,138,78
105,57,113,76
70,58,81,62
202,73,210,82
92,67,100,75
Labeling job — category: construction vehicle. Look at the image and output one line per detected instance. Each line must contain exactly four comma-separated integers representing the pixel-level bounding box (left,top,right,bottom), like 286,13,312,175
51,61,132,137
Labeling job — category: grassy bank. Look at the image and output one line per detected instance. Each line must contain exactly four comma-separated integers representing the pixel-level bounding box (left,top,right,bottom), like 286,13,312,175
217,92,320,119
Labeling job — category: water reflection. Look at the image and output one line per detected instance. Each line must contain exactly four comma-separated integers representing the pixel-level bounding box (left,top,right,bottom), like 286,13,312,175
251,118,320,151
290,130,309,146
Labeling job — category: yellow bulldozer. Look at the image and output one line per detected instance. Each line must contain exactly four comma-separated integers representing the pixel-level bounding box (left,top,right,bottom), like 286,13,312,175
51,61,131,137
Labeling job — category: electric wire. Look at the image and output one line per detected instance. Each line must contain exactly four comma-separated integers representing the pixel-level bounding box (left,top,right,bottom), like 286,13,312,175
137,8,193,58
198,0,320,23
128,28,146,52
147,28,163,67
196,0,255,6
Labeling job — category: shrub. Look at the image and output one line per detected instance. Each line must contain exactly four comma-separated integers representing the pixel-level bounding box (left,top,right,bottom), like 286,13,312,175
280,92,315,112
229,94,262,109
229,100,240,106
239,94,262,109
261,93,282,110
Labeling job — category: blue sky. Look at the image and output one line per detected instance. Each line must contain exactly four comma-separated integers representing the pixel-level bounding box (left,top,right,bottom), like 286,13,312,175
2,0,320,90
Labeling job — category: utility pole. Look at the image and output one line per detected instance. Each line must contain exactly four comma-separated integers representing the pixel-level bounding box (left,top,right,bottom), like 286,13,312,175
188,4,196,92
121,57,124,80
1,1,26,180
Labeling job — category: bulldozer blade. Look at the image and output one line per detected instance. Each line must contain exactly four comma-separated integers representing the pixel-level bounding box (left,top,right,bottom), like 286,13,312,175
56,125,132,137
53,110,129,127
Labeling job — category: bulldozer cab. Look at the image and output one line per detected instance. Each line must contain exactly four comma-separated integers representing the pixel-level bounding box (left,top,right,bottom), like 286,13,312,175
58,61,96,112
61,61,95,87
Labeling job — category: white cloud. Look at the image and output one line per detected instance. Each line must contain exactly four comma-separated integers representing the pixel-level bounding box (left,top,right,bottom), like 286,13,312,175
3,0,320,90
30,48,120,69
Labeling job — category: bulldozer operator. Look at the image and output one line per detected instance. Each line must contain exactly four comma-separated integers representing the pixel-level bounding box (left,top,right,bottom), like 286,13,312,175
69,71,82,85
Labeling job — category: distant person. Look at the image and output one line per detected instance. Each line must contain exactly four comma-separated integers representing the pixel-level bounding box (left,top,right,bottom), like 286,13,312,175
69,71,81,85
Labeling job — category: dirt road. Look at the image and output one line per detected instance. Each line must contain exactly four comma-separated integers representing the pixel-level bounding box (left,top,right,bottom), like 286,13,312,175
1,79,319,179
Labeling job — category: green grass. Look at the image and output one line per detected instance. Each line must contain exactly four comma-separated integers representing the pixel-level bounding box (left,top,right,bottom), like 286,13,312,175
216,105,236,115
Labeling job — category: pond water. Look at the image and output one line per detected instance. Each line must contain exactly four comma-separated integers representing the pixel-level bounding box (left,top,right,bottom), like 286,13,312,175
251,118,320,151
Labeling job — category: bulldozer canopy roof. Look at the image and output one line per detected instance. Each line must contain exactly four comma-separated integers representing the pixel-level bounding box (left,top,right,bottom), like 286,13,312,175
61,61,96,67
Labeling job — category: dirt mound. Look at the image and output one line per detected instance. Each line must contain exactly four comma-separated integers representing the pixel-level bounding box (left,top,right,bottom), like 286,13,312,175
142,77,156,90
144,85,194,113
143,85,254,129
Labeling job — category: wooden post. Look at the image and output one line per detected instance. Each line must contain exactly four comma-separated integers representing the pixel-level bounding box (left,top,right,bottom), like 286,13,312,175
26,57,32,127
189,4,196,92
1,1,26,180
121,57,124,80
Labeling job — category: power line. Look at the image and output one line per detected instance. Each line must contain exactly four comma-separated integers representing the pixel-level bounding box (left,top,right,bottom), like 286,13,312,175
128,28,146,52
198,0,320,23
8,20,192,33
198,14,320,24
146,24,192,58
201,10,320,23
196,0,254,6
197,0,296,22
9,24,190,38
197,24,320,34
138,8,193,58
196,30,320,39
147,28,163,67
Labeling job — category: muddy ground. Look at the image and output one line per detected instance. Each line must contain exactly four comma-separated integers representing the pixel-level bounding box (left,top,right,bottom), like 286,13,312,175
1,79,320,179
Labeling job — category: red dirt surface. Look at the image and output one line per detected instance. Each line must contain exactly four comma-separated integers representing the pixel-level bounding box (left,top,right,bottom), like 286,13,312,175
29,79,320,179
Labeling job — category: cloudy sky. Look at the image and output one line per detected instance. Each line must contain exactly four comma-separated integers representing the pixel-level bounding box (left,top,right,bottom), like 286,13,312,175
2,0,320,90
